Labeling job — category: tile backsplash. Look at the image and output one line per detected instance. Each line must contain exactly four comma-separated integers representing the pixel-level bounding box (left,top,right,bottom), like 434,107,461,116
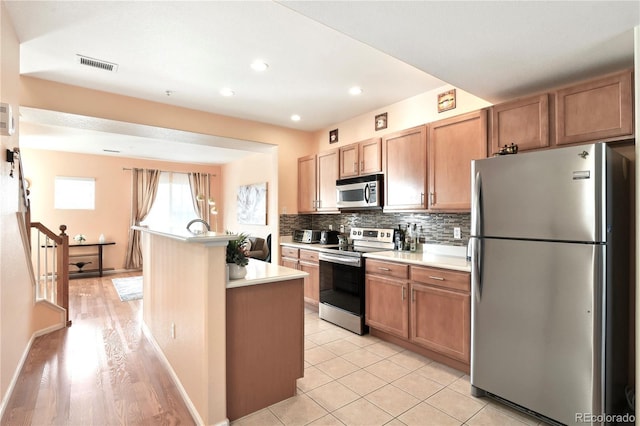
279,211,470,246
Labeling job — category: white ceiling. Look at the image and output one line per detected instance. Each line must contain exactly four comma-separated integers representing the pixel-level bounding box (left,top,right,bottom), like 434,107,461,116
4,1,639,164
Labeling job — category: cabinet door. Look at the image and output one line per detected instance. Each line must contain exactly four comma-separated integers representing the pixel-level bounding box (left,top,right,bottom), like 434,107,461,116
317,150,339,212
359,138,382,175
556,70,633,145
410,283,470,363
429,110,487,211
298,154,317,213
339,143,360,178
490,94,550,155
383,125,428,211
299,260,319,306
280,257,298,270
365,274,409,339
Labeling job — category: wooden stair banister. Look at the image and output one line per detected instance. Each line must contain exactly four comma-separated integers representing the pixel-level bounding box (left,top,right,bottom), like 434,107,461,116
29,224,71,327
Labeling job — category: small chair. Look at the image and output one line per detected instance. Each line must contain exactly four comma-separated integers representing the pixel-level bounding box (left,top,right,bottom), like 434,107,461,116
247,236,270,262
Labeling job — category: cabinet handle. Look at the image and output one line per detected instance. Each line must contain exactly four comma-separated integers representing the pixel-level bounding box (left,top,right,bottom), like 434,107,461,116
412,288,415,302
378,267,391,271
402,286,406,300
421,193,425,205
360,160,364,171
354,162,357,173
429,275,445,281
317,199,321,209
430,192,435,205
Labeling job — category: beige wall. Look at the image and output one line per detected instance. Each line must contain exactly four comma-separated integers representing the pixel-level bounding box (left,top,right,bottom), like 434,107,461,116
20,77,315,215
221,148,279,254
21,148,222,271
0,3,64,411
310,86,491,153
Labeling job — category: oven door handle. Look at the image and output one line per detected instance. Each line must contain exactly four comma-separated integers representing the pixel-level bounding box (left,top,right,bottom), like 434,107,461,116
319,253,362,267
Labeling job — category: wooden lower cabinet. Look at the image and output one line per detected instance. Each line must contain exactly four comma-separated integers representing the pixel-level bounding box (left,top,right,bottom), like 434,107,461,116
280,247,320,306
299,249,319,306
365,274,409,338
410,283,470,363
366,260,471,369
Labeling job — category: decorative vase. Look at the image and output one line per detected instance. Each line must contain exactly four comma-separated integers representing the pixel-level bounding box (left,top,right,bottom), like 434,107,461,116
228,263,247,280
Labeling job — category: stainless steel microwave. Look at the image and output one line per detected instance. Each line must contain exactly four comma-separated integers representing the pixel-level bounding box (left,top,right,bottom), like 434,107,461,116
336,174,383,210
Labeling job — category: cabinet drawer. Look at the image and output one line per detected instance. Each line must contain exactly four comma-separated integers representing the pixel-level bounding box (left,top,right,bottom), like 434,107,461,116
366,259,409,279
299,249,319,262
410,266,470,293
281,247,299,258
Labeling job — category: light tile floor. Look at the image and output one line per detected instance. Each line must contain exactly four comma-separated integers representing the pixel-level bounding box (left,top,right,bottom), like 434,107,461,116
232,309,548,426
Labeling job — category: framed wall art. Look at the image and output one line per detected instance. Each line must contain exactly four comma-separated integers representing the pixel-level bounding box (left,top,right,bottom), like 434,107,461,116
329,129,339,144
237,182,267,225
437,89,456,113
375,113,388,131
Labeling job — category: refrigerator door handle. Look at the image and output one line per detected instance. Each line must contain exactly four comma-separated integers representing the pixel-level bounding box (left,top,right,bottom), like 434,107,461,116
472,237,483,301
472,171,482,236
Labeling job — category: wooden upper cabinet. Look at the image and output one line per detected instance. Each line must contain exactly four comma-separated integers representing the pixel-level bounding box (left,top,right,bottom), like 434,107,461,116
359,138,382,175
339,143,359,178
555,70,633,145
297,154,317,213
316,149,339,212
297,150,338,213
339,138,382,178
383,125,428,211
429,110,487,212
490,94,550,155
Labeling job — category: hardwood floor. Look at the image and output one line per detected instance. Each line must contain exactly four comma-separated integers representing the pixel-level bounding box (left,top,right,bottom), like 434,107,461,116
1,272,195,425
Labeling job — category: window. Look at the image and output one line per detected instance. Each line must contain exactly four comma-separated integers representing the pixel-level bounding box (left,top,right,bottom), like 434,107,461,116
142,172,198,229
54,176,95,210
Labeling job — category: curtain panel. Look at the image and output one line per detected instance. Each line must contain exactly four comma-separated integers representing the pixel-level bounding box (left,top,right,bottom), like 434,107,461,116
124,168,160,269
188,172,210,222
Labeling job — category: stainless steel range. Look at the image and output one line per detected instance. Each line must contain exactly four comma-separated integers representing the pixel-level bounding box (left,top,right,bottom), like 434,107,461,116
318,227,395,335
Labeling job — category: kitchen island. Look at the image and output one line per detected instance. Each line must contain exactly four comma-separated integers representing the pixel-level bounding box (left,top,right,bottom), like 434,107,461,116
134,227,307,425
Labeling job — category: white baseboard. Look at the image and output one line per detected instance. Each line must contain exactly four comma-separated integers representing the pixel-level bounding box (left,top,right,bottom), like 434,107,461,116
0,322,64,420
141,322,226,426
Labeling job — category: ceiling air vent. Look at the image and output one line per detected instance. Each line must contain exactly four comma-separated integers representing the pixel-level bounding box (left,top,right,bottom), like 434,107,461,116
76,54,119,72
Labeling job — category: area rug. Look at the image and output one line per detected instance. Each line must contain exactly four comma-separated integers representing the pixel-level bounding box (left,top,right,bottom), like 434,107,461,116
111,276,143,302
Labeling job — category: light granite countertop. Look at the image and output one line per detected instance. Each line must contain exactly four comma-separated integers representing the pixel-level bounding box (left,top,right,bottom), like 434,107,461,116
280,237,470,272
226,258,308,289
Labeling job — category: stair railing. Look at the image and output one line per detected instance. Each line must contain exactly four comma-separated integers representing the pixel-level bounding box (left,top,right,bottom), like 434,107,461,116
30,223,70,326
11,147,71,326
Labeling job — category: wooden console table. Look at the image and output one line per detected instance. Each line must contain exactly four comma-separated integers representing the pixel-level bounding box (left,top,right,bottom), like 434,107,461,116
68,241,115,277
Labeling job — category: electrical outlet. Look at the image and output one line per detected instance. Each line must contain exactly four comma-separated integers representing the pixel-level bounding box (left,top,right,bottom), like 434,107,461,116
171,322,176,339
454,227,461,239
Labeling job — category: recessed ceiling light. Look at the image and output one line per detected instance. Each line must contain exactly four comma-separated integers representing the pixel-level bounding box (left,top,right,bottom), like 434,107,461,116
349,86,363,95
220,88,235,97
251,60,269,72
291,114,301,122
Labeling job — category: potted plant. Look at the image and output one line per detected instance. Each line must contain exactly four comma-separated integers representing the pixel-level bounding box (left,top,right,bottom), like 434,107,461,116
226,232,250,279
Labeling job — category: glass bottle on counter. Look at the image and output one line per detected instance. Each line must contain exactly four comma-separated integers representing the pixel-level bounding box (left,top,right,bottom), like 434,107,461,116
410,224,417,252
395,225,404,250
404,224,412,251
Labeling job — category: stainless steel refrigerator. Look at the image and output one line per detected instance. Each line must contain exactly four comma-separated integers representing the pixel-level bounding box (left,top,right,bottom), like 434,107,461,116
470,143,630,425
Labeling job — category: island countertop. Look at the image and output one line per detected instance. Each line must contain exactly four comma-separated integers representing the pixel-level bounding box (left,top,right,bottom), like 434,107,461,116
226,259,308,289
132,225,236,245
